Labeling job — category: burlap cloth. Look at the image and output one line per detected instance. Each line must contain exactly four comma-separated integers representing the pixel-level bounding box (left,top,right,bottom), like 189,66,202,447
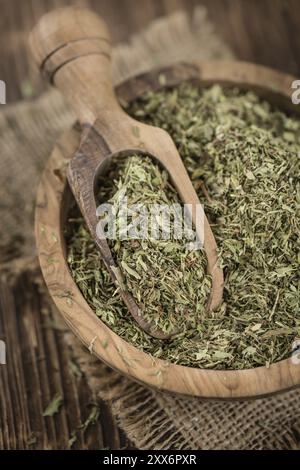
1,7,300,450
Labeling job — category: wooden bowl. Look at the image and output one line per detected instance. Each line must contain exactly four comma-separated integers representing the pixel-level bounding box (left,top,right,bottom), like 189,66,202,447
36,61,300,399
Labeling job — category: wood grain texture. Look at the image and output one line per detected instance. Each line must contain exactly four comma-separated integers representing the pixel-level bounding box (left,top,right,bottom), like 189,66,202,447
0,272,131,449
1,0,300,449
2,0,300,103
36,60,300,399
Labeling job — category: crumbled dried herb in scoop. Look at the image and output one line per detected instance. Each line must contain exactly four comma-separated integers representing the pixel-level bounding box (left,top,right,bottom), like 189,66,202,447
96,154,210,335
67,83,300,369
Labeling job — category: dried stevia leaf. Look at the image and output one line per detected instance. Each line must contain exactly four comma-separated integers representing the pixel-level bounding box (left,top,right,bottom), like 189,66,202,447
101,154,210,335
66,83,300,370
43,393,63,417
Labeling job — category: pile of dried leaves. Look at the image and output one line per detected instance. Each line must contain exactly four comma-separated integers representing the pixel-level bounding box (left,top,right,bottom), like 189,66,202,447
67,84,300,369
97,154,210,335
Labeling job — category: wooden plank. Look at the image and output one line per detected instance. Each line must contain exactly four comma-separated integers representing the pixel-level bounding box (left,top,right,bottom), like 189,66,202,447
0,272,131,449
1,0,300,102
0,0,185,102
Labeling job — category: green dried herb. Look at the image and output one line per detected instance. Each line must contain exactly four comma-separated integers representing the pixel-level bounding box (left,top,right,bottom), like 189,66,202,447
66,83,300,369
68,404,101,448
68,432,77,449
43,393,63,417
69,358,83,379
96,154,210,334
26,433,37,448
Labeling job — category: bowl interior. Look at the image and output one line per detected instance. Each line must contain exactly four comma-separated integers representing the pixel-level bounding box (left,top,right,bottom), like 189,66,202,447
36,61,300,399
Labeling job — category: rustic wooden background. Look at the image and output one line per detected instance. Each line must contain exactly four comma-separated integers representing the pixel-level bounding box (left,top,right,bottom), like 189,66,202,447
1,0,300,450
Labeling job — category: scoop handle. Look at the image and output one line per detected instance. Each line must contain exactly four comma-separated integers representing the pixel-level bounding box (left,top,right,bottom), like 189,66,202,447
29,7,120,124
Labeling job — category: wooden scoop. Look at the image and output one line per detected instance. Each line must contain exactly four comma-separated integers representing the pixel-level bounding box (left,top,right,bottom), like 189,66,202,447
29,6,223,339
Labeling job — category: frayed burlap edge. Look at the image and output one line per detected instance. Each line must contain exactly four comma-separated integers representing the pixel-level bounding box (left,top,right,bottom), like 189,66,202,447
63,326,300,450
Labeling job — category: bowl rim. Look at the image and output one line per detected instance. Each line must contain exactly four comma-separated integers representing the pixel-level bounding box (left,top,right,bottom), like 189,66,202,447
35,60,300,399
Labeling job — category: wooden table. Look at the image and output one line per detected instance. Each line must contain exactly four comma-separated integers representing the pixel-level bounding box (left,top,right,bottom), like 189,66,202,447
1,0,300,450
